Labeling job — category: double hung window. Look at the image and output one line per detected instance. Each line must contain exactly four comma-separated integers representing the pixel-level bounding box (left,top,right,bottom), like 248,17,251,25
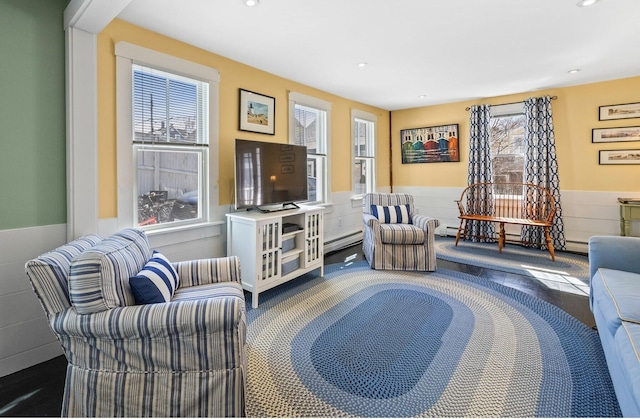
133,65,208,227
352,110,376,196
490,103,525,194
289,92,331,204
116,42,219,231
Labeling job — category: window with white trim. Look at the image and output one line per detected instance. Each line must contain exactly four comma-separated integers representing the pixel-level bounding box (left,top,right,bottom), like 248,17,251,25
133,65,208,227
490,103,525,193
288,92,331,204
352,109,376,196
115,42,219,231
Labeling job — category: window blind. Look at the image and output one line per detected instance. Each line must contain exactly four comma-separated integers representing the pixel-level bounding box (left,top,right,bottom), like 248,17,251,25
133,64,208,145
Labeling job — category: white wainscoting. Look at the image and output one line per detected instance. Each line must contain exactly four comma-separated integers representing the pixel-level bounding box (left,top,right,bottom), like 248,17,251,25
0,224,67,377
394,186,640,253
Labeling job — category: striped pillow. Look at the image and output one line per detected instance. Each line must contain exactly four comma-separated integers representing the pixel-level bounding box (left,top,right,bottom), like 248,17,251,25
371,204,412,224
129,251,179,304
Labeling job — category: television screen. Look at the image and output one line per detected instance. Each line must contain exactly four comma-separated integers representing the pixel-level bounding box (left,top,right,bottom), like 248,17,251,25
234,139,309,210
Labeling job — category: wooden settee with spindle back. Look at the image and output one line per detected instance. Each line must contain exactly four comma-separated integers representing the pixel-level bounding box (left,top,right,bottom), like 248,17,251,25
454,182,557,260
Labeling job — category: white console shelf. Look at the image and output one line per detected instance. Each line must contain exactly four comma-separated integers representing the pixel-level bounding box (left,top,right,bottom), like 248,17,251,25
226,206,324,308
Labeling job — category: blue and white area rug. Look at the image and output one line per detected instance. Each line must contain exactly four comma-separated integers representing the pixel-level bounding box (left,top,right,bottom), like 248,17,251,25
246,263,620,417
435,236,590,286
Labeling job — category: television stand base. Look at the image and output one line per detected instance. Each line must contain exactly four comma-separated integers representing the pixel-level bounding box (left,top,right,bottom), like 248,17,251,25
254,202,300,213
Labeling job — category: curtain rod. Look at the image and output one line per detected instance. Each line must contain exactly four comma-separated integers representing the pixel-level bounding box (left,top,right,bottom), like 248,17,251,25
465,95,557,111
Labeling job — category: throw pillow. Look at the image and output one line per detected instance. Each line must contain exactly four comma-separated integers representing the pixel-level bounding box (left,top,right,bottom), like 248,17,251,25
129,251,179,304
370,204,412,224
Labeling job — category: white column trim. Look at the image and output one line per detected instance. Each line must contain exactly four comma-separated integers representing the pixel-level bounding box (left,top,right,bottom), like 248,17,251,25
65,26,98,240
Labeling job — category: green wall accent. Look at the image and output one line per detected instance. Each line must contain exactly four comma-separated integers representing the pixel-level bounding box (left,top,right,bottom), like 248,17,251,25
0,0,68,230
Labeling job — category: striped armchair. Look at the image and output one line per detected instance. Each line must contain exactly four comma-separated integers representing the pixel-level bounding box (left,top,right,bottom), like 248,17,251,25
363,193,439,271
25,228,246,417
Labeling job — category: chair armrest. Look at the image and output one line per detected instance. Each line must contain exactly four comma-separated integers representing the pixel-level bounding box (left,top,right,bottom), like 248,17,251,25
454,199,465,215
413,214,440,232
51,295,246,371
363,213,380,229
588,236,640,279
173,255,241,288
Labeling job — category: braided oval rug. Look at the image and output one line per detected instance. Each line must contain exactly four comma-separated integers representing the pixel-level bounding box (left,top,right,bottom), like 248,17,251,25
245,262,620,417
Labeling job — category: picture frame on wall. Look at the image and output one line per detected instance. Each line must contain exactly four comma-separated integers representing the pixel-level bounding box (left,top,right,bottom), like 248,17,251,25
592,126,640,143
599,149,640,165
599,102,640,121
400,123,459,164
239,89,275,134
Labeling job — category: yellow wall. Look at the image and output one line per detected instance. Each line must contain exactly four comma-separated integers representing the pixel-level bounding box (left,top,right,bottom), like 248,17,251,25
97,19,390,218
391,76,640,191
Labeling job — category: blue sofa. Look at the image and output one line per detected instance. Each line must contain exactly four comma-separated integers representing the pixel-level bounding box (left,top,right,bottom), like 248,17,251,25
589,235,640,417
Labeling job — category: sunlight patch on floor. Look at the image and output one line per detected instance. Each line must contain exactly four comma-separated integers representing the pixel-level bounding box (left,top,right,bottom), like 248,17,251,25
524,268,589,296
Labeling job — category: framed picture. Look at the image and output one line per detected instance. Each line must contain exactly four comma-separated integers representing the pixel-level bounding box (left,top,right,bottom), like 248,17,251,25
592,126,640,143
279,153,295,162
400,124,459,164
599,102,640,121
599,149,640,165
239,89,275,134
281,164,294,174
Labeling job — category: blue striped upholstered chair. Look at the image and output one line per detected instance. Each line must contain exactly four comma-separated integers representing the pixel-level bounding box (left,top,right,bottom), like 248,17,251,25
363,193,439,271
25,228,246,417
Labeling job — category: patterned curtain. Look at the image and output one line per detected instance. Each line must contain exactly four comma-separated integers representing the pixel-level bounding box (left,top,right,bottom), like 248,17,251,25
467,105,495,242
522,96,566,250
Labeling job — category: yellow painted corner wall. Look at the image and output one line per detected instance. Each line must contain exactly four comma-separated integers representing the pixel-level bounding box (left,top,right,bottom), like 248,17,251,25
96,19,390,218
391,76,640,192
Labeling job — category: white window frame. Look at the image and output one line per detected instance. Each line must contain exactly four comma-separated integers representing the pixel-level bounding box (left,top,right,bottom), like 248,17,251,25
288,91,331,205
490,100,526,237
351,109,376,198
115,42,220,231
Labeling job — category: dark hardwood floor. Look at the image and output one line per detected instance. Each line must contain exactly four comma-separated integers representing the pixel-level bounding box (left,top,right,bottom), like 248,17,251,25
0,242,593,417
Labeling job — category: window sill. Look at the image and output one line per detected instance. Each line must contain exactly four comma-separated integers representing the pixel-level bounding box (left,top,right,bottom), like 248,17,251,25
145,221,223,247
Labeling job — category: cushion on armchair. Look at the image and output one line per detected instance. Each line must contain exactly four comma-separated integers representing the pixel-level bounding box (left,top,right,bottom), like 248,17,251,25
379,223,426,244
130,251,179,304
371,204,412,224
68,228,151,314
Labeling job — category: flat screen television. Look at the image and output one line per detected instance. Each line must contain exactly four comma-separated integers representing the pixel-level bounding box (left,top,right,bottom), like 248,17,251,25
234,139,308,211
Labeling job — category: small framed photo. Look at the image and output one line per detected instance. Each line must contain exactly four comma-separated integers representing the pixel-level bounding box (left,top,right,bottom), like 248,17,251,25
279,153,295,162
599,102,640,121
281,164,294,174
400,123,459,164
599,149,640,165
592,126,640,143
239,89,275,135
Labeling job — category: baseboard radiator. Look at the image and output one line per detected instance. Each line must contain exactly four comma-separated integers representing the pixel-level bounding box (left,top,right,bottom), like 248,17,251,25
324,230,363,254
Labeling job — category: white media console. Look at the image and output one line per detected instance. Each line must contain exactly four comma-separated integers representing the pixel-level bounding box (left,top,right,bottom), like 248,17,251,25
226,206,324,308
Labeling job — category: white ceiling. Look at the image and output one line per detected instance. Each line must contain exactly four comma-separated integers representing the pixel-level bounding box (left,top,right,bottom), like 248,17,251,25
116,0,640,111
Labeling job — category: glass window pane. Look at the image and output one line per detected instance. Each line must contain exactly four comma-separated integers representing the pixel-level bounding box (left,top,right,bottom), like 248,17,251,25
490,114,526,186
136,148,201,226
133,65,208,145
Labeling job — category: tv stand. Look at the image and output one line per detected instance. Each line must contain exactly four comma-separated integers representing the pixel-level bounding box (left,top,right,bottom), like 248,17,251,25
254,202,299,213
226,206,323,308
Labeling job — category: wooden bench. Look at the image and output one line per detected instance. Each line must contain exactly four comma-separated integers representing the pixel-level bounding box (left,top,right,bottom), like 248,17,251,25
454,182,557,260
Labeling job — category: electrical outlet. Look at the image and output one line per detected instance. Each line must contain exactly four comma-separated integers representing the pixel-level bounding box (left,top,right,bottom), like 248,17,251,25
338,217,342,227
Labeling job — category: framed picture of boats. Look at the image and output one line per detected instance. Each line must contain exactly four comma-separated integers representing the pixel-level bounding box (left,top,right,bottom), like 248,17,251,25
599,149,640,165
599,102,640,121
592,126,640,143
400,124,459,164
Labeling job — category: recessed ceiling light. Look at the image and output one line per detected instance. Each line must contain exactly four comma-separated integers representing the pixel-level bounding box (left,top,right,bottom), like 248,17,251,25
244,0,259,7
357,62,368,68
568,69,581,74
418,95,427,99
576,0,599,7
